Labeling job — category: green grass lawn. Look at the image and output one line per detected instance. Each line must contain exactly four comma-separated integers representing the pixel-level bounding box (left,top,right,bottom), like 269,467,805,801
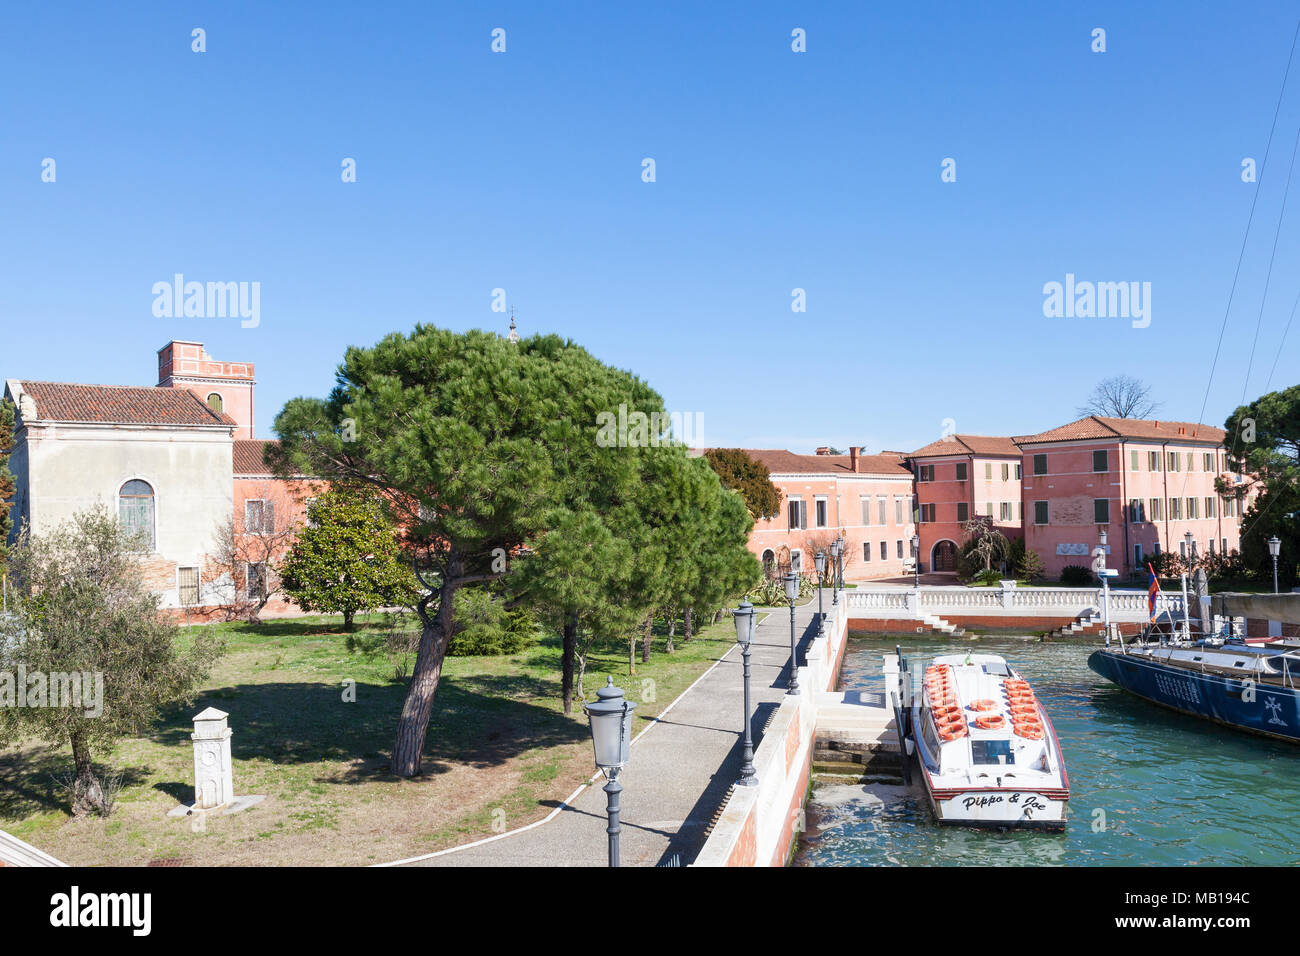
0,611,736,866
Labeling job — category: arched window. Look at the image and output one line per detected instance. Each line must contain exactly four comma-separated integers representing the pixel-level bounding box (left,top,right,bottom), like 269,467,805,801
206,392,224,413
761,549,775,577
119,479,156,550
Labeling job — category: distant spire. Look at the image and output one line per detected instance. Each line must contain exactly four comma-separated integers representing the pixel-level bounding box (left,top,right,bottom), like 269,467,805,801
507,306,520,344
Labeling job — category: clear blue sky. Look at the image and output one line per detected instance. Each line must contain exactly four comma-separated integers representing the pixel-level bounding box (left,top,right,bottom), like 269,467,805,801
4,1,1300,451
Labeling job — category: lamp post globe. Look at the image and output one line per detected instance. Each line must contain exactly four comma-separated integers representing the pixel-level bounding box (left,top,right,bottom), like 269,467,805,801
732,600,759,787
583,677,636,866
783,571,801,695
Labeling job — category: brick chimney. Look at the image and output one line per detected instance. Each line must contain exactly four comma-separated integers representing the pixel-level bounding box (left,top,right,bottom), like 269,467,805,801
814,446,831,456
850,446,860,473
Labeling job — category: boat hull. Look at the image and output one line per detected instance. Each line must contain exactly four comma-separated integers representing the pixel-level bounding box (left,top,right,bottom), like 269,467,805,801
928,787,1068,830
1088,648,1300,743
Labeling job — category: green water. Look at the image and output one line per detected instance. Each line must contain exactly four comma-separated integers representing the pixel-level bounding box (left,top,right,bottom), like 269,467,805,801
794,632,1300,866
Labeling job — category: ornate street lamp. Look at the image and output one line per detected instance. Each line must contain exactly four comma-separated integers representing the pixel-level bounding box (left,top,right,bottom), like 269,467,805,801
911,533,920,589
1269,535,1282,594
814,550,827,636
583,677,636,867
1184,530,1195,568
830,539,840,607
732,600,758,787
783,571,801,695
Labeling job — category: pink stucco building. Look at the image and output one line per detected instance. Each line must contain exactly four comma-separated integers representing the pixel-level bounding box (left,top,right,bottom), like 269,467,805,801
744,448,917,581
1014,416,1245,579
906,435,1023,573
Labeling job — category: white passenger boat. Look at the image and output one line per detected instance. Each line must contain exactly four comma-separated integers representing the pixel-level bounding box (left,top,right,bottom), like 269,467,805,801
905,653,1069,830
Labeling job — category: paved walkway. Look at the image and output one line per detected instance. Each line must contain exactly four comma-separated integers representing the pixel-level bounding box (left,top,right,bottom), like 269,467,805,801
394,596,828,867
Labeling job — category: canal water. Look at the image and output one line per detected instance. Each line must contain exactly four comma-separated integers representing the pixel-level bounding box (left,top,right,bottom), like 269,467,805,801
795,632,1300,866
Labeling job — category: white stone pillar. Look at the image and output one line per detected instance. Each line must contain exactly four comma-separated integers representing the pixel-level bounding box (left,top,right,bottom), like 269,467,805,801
191,707,233,810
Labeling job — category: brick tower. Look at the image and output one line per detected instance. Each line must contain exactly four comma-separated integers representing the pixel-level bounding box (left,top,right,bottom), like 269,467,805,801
156,340,255,438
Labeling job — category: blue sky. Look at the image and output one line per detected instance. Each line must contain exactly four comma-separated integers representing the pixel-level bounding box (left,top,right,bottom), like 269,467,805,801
3,1,1300,451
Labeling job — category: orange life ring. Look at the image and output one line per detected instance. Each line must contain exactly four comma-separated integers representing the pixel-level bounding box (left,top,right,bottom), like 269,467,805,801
971,699,998,712
974,714,1007,730
1015,724,1044,740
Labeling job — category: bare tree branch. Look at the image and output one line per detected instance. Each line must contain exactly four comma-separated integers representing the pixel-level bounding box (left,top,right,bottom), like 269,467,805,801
1077,374,1162,420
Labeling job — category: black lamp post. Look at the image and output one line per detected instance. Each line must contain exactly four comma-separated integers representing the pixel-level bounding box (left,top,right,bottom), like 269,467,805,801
911,533,920,589
783,571,801,695
1269,535,1282,594
814,550,826,637
732,600,758,787
583,677,636,867
830,539,839,607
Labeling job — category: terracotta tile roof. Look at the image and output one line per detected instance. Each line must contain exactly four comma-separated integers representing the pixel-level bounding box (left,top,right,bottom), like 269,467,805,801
16,382,237,427
234,439,278,475
1014,415,1226,445
743,449,912,477
909,434,1021,458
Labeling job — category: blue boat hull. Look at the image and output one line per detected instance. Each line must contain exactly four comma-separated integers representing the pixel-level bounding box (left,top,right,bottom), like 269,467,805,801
1087,649,1300,743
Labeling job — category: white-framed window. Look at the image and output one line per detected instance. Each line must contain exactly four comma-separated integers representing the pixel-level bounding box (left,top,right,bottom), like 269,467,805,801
1134,543,1143,567
178,566,200,606
877,497,887,525
1150,498,1162,521
895,497,905,525
918,464,935,482
1130,450,1139,471
999,501,1012,521
861,496,871,525
790,550,803,573
788,496,806,530
1187,497,1198,520
118,479,156,551
245,498,275,534
1205,496,1216,518
863,542,871,561
1149,451,1160,471
1170,498,1182,520
761,550,775,575
896,540,904,559
815,496,828,528
1001,463,1010,481
985,462,993,480
879,541,887,561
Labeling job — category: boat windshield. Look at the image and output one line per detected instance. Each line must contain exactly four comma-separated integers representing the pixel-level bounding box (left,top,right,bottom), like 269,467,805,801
981,661,1012,676
971,739,1015,766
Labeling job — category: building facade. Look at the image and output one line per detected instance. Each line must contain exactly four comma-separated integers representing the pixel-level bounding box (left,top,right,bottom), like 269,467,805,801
745,448,917,582
1015,416,1243,579
4,341,310,615
906,435,1023,573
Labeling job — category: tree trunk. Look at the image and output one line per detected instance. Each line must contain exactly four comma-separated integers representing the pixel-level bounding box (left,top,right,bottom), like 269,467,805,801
666,610,676,654
683,607,693,643
391,569,459,778
344,608,356,631
627,633,636,676
562,615,577,715
70,732,106,817
640,615,653,664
